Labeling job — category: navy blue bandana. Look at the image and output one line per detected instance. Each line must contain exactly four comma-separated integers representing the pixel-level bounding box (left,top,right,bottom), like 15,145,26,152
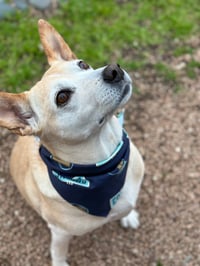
39,130,130,217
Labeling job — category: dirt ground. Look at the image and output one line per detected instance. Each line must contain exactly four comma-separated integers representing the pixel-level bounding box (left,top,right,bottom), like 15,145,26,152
0,61,200,265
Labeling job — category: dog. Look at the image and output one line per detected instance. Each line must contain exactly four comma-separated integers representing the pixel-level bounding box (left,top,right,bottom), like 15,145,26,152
0,20,144,266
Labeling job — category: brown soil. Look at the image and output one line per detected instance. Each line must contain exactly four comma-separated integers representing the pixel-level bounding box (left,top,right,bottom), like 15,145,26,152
0,66,200,265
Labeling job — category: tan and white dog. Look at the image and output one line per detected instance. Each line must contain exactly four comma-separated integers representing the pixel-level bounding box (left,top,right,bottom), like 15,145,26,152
0,20,144,266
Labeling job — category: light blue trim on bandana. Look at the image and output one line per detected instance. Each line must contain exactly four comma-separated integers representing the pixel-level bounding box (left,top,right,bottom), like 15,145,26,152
96,140,124,167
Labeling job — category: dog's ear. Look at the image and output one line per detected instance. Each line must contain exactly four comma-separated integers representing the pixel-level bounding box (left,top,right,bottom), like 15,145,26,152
0,92,38,136
38,19,77,65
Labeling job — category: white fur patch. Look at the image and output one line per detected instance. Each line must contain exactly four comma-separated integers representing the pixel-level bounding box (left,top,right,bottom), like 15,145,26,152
120,209,140,229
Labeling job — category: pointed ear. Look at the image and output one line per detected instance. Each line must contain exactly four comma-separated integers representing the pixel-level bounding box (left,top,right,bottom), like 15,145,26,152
38,19,77,65
0,92,38,136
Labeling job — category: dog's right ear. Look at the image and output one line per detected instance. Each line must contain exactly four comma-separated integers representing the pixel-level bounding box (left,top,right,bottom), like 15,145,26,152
0,92,38,136
38,19,77,65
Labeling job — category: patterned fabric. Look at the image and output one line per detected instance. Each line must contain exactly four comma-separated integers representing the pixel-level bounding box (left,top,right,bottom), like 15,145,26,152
39,130,130,217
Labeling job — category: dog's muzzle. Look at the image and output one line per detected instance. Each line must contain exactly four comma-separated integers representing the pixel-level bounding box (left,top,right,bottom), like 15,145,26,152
102,64,124,83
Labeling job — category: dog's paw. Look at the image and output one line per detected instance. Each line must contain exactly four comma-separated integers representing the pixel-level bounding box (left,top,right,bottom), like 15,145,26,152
120,209,140,229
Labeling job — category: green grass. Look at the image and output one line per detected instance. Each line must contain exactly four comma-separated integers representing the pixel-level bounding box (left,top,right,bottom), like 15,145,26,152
0,13,44,92
154,62,184,92
157,261,164,266
185,60,200,79
154,62,179,86
155,62,177,82
173,46,194,57
0,0,200,92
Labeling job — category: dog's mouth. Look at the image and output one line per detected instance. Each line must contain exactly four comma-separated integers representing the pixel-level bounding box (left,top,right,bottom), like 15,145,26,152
98,83,131,126
99,117,105,126
118,82,132,107
121,83,131,100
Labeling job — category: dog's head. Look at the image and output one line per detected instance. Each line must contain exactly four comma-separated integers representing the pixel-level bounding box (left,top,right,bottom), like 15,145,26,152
0,20,132,144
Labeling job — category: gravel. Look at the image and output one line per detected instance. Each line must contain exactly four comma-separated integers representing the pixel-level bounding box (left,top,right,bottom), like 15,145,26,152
0,70,200,266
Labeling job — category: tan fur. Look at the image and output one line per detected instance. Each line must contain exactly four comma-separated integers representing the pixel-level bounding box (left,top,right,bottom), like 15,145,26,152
10,136,144,235
0,20,144,266
0,92,34,135
38,20,77,64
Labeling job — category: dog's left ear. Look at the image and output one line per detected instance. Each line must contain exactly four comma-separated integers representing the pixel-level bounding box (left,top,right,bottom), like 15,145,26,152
0,92,38,136
38,19,77,65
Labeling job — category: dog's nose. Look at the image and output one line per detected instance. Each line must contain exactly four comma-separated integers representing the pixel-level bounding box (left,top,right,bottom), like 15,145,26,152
102,64,124,83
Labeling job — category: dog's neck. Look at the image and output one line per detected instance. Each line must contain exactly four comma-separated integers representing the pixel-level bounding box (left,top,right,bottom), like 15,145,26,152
40,116,123,165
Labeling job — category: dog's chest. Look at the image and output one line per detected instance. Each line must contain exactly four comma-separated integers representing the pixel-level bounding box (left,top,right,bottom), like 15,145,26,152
39,131,130,218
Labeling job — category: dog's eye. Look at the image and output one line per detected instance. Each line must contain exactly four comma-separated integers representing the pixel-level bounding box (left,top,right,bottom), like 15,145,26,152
56,90,72,106
78,61,90,70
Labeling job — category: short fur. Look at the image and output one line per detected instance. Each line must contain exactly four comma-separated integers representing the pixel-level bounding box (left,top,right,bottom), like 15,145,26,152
0,20,144,266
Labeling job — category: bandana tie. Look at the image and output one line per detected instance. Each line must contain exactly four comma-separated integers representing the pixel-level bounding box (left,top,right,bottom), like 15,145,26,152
39,130,130,217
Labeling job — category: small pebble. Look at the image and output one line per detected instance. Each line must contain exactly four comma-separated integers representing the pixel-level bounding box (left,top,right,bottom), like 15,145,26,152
174,62,186,70
175,146,181,153
0,178,5,184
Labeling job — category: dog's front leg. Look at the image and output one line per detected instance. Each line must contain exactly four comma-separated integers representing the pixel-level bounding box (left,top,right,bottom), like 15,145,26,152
49,224,72,266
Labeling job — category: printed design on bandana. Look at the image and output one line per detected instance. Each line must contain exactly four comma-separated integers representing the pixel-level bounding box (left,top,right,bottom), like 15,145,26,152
39,130,130,217
108,159,127,175
52,170,90,188
110,191,121,208
58,162,74,171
